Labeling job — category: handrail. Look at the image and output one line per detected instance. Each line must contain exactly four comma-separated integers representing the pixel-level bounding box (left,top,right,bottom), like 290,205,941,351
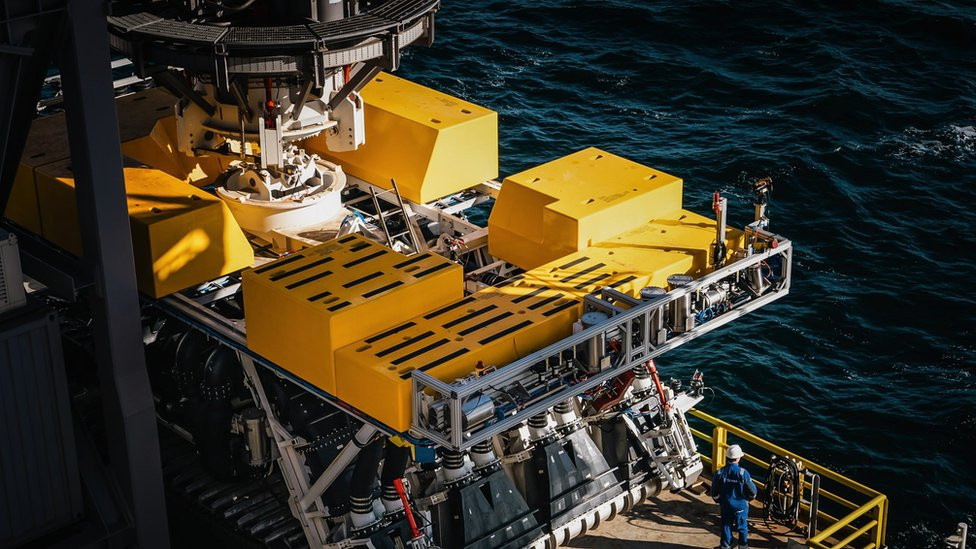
809,495,885,549
690,409,881,496
689,409,888,549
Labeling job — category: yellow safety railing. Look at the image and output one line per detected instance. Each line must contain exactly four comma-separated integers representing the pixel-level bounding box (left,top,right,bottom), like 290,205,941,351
688,409,888,549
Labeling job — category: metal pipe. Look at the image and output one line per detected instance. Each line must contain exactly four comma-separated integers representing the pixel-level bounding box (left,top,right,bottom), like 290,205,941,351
830,519,879,549
581,311,608,372
712,193,727,266
317,0,345,22
667,274,694,333
241,408,269,468
393,478,421,540
808,473,820,540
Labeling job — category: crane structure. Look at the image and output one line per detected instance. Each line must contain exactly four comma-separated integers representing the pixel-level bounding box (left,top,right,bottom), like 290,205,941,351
0,2,793,548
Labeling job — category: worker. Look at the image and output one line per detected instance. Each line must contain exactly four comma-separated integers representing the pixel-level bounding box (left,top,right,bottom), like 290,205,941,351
711,444,758,549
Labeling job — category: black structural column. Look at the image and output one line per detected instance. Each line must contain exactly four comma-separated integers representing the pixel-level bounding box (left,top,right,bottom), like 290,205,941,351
57,1,169,547
0,2,64,212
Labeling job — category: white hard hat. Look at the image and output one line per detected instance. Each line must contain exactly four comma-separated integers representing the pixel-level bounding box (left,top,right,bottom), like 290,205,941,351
726,444,744,460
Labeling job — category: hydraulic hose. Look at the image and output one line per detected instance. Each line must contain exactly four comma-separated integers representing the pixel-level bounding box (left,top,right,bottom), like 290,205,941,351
196,346,241,480
380,443,411,512
764,455,801,528
349,437,385,518
282,390,353,516
380,443,410,489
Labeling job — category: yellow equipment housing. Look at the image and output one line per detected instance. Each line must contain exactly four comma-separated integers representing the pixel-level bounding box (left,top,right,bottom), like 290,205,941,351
4,114,72,235
488,147,685,270
242,235,463,395
3,90,252,298
32,158,254,298
334,283,579,431
116,89,227,186
305,72,498,204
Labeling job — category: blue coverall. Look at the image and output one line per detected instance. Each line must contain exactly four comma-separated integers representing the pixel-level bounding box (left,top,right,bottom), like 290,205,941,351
711,462,758,548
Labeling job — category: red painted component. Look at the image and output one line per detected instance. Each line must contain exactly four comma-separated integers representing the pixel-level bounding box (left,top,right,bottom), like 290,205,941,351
264,77,275,129
393,478,421,540
592,370,636,413
648,360,670,411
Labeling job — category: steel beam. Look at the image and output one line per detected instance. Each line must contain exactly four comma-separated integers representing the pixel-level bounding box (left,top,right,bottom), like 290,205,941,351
57,1,169,547
326,60,382,112
299,424,378,511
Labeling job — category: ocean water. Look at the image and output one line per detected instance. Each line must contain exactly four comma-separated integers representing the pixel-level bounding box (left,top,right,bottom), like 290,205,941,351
400,2,976,547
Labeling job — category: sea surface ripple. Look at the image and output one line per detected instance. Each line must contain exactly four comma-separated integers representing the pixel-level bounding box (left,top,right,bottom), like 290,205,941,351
401,2,976,546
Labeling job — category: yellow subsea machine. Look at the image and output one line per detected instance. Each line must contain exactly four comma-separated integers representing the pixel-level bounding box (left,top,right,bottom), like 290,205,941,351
1,1,888,548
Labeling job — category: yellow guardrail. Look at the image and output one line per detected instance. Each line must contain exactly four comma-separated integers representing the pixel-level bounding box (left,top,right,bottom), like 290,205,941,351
688,409,888,549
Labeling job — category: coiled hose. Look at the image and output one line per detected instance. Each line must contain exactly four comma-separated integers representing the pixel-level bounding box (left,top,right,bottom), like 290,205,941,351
763,455,801,529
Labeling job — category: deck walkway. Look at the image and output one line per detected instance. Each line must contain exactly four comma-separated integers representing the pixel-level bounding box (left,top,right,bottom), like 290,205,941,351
569,483,807,549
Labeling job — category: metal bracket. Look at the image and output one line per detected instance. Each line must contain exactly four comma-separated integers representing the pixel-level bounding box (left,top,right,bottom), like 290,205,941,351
153,69,216,117
327,60,382,112
291,79,315,122
213,43,230,93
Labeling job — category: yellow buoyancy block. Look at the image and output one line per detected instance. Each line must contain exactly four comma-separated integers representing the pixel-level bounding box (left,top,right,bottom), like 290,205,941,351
33,158,253,298
488,147,684,270
242,235,463,396
306,72,498,204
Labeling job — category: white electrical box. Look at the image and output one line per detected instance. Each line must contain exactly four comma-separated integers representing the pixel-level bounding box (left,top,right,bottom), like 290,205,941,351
0,230,27,314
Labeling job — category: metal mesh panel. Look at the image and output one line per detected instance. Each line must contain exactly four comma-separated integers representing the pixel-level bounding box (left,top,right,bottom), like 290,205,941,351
223,25,318,47
141,19,227,44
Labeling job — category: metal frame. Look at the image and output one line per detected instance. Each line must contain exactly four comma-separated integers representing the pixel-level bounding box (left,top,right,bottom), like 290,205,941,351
107,1,438,90
2,2,173,545
346,175,493,269
156,292,401,438
238,353,379,547
411,235,794,450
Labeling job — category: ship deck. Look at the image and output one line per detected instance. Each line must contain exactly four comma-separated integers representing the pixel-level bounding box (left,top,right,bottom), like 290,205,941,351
571,482,806,549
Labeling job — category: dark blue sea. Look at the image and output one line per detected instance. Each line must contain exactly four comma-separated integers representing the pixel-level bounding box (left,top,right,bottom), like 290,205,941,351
399,2,976,547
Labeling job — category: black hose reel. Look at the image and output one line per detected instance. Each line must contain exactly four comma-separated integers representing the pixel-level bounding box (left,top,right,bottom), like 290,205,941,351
762,455,803,530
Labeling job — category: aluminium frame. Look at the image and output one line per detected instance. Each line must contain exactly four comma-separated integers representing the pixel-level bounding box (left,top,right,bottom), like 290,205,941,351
411,232,793,450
